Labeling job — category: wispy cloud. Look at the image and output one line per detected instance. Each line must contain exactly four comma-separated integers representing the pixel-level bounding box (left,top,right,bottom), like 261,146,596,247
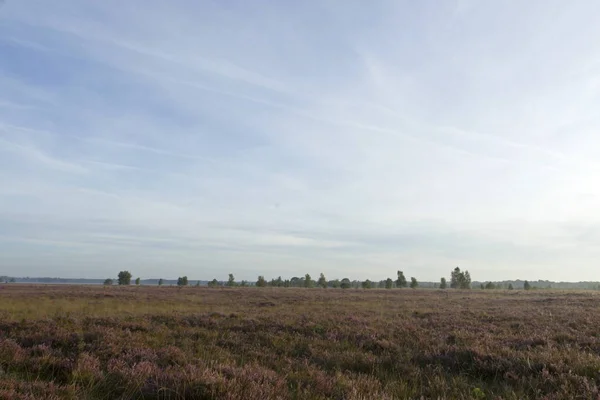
1,0,600,281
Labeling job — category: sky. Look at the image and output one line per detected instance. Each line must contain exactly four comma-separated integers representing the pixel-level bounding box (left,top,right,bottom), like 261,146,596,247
1,1,600,282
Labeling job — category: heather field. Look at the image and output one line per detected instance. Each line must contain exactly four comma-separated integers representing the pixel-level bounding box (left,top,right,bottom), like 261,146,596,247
0,286,599,399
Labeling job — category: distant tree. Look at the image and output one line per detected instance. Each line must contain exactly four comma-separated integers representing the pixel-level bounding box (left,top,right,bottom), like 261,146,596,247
103,278,113,286
177,276,188,287
317,273,327,288
485,282,495,290
362,280,372,289
410,277,419,289
440,277,447,289
195,281,201,287
290,277,302,287
464,271,472,289
117,271,132,285
274,276,283,287
135,277,141,286
8,278,16,283
331,279,341,288
304,274,313,288
340,278,351,289
256,276,267,287
283,279,290,288
524,280,531,290
450,267,471,289
508,283,514,290
240,280,248,287
227,273,236,287
158,278,164,286
480,283,485,290
208,279,219,288
396,271,407,288
378,280,385,288
385,278,393,289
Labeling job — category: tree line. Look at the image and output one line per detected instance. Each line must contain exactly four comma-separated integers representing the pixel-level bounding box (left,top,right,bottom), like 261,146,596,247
106,267,475,289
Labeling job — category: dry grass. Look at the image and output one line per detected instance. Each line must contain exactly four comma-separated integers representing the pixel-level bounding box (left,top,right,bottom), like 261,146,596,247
0,285,599,399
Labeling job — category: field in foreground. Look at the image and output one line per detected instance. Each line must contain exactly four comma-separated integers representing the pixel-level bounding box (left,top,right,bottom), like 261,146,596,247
0,286,599,399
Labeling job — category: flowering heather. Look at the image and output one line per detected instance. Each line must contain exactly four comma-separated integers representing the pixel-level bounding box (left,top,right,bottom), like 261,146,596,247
0,285,599,399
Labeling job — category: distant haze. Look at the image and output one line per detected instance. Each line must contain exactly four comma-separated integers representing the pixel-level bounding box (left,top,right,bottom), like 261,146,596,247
1,1,600,281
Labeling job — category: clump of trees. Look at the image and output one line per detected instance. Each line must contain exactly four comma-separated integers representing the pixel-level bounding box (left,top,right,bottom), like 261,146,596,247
103,278,113,286
304,274,314,288
396,271,407,288
410,277,419,289
227,274,236,287
317,273,327,288
440,277,447,289
256,276,267,287
177,276,188,287
108,267,491,292
450,267,471,289
117,271,132,286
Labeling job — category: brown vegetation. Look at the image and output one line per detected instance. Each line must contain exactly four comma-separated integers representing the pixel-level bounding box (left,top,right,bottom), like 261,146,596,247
0,285,599,399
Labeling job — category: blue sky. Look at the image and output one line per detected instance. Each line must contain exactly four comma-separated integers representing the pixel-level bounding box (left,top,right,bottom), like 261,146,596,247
1,0,600,281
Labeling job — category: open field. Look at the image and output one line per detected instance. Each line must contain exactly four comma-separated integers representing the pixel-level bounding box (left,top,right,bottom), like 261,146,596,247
0,285,599,399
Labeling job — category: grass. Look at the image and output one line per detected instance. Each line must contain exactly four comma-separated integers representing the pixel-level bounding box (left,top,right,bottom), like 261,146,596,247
0,285,599,399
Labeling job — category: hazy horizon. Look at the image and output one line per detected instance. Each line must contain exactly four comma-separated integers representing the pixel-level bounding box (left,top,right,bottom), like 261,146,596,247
2,1,600,282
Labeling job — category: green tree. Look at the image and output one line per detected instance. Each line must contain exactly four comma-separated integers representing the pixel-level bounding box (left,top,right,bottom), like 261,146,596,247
227,273,236,287
208,279,219,288
8,278,16,283
464,271,472,289
240,280,248,287
103,278,113,286
158,279,164,286
256,276,267,287
362,280,372,289
117,271,132,285
385,278,393,289
396,271,407,288
508,283,514,290
177,276,188,287
410,277,418,289
274,276,283,287
440,277,447,289
283,279,290,288
331,279,341,288
135,277,141,285
340,278,351,289
195,281,201,287
304,273,313,288
317,273,327,288
450,267,471,289
450,267,461,288
485,282,495,290
524,280,531,290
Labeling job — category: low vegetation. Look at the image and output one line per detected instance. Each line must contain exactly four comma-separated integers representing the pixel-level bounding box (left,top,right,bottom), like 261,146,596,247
0,285,599,399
